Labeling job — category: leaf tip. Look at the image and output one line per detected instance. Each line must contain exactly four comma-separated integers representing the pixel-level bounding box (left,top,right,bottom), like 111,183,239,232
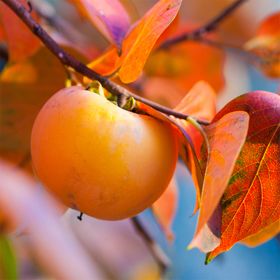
204,253,213,265
186,243,193,251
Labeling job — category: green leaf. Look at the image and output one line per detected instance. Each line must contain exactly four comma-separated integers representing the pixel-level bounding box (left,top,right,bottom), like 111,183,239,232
0,235,17,279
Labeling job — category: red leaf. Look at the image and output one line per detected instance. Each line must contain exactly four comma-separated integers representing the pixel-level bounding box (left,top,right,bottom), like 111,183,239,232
257,12,280,37
206,91,280,263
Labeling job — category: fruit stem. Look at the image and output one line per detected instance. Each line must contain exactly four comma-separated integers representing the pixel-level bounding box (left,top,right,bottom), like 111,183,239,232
64,66,81,88
86,81,105,97
77,212,84,221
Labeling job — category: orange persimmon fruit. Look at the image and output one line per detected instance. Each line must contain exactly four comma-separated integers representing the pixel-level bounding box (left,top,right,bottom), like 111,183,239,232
31,86,178,220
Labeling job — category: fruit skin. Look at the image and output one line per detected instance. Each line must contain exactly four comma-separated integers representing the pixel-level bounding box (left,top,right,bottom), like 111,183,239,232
31,86,178,220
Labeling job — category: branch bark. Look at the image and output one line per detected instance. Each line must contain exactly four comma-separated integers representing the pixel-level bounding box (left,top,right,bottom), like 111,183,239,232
131,217,170,273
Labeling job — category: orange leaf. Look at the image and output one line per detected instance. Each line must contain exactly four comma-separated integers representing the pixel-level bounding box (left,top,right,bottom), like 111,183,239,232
206,91,280,263
144,26,225,102
154,14,180,48
86,47,120,77
245,12,280,78
152,177,178,241
174,81,216,123
87,0,182,83
68,0,131,50
0,0,41,62
240,220,280,247
142,77,186,108
172,81,217,213
189,111,249,252
117,0,182,84
257,12,280,37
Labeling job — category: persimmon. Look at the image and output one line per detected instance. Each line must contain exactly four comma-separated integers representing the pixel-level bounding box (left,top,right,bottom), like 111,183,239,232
31,86,178,220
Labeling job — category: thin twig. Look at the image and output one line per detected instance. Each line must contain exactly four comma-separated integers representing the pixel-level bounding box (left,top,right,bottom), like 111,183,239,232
131,217,170,274
158,0,248,50
1,0,209,125
77,212,84,221
194,37,260,63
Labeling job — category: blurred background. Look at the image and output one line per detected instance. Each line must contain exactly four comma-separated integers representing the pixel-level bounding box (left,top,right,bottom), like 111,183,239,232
0,0,280,279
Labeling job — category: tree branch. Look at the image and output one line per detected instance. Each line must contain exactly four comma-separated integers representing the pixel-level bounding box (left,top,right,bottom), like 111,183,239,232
131,217,170,273
158,0,248,50
193,37,260,63
1,0,209,125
